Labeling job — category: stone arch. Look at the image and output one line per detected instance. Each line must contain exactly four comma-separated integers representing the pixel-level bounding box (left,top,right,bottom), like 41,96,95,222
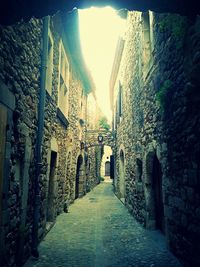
100,145,113,179
142,11,154,75
144,150,165,232
119,148,125,201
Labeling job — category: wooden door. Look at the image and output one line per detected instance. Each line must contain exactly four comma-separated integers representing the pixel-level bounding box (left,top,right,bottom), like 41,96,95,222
105,161,110,176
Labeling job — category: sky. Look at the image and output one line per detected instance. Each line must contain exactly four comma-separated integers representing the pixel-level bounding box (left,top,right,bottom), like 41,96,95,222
78,7,125,121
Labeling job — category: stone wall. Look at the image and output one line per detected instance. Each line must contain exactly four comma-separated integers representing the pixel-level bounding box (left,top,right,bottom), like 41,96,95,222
158,14,200,266
112,12,146,221
21,16,90,242
0,14,101,267
0,18,42,266
112,11,200,266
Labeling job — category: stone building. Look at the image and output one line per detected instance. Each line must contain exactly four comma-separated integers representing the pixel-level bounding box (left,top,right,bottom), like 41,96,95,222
110,11,200,266
1,1,200,267
0,9,102,266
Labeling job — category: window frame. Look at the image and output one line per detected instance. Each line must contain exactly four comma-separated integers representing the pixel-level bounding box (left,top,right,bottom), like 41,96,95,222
57,40,70,118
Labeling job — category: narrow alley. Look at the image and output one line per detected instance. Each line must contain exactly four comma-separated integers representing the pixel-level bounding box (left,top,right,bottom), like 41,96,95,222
24,182,182,267
1,1,200,267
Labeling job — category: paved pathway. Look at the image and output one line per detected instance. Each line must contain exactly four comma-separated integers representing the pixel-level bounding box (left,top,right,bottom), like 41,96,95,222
24,183,182,267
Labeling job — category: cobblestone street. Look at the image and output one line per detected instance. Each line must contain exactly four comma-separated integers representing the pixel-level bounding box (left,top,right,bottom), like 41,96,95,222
24,183,182,267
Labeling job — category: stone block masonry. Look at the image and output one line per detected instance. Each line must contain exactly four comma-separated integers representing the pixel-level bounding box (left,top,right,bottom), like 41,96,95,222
0,19,42,266
0,12,102,267
111,11,200,267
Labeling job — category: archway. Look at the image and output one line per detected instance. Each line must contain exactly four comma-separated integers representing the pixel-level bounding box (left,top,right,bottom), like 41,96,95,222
75,155,84,199
100,145,113,182
145,151,164,233
105,161,110,176
119,149,125,201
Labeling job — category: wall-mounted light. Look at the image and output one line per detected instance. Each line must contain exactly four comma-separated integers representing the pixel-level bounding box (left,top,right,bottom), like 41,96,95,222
98,134,103,143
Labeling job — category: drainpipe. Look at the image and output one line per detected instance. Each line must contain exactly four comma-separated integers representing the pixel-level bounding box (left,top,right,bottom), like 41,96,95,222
32,16,49,258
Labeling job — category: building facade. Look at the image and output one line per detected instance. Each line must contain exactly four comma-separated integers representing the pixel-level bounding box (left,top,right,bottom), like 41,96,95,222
110,11,200,266
0,10,102,266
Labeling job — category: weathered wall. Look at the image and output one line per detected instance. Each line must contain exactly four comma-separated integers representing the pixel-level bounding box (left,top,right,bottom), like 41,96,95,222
113,12,146,221
22,16,90,242
0,18,42,266
112,11,200,266
0,14,101,266
157,14,200,267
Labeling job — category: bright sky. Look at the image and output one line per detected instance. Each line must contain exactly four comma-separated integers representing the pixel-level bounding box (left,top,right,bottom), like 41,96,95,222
78,7,125,121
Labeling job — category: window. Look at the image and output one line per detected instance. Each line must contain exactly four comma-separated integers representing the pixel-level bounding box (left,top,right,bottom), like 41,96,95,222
58,41,70,118
118,81,123,118
46,31,54,95
142,11,154,77
115,100,119,125
149,11,154,52
116,81,123,125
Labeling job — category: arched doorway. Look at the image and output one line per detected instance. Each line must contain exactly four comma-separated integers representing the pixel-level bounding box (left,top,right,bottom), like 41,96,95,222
100,145,112,182
46,138,58,223
152,155,164,232
119,149,125,201
105,161,110,176
75,155,83,199
145,152,165,233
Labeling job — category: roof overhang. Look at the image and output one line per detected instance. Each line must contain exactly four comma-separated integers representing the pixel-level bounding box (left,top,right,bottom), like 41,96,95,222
0,0,198,25
59,9,95,94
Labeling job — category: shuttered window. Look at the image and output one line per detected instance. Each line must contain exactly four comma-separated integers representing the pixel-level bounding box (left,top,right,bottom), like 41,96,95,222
46,31,54,95
58,41,70,118
116,81,123,124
